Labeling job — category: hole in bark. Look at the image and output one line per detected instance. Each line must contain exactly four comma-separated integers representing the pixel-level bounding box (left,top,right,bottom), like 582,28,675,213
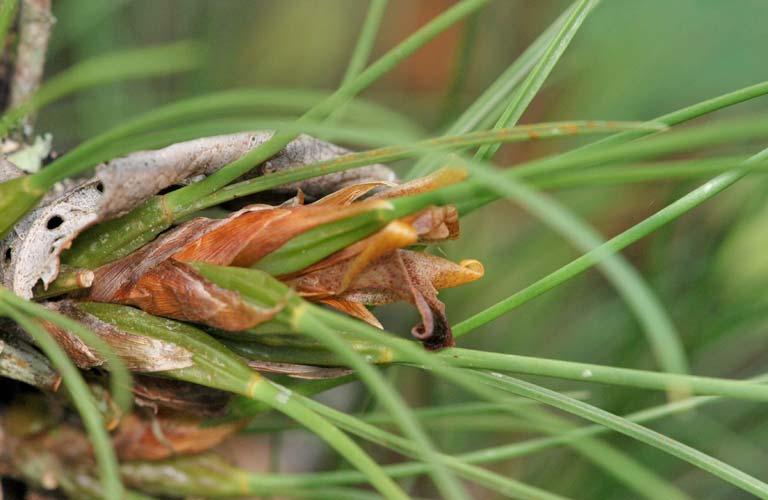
4,247,11,262
46,216,64,230
95,182,104,193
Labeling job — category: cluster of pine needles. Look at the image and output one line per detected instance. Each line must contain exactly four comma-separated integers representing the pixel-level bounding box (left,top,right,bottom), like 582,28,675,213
1,0,768,499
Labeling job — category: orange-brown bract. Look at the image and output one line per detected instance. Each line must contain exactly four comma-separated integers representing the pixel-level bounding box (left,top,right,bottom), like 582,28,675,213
87,171,482,349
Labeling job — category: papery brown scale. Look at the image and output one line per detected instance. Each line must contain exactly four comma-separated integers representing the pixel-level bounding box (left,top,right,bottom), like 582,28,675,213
117,260,282,331
226,200,391,267
309,181,394,206
132,375,232,417
370,166,467,201
89,216,223,302
404,205,460,242
171,200,390,267
286,205,455,283
112,411,245,461
172,207,291,266
246,360,353,380
319,297,383,329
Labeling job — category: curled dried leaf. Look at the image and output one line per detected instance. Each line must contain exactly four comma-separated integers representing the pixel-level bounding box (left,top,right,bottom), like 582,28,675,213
289,250,484,349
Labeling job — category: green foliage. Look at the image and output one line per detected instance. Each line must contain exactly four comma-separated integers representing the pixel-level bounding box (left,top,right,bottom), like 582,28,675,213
2,1,768,499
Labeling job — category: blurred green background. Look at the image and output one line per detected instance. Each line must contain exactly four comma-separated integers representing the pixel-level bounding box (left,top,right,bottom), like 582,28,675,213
41,1,768,498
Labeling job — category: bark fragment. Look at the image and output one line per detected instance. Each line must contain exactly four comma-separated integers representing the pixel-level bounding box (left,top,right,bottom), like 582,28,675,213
9,0,54,136
0,331,60,391
43,300,194,372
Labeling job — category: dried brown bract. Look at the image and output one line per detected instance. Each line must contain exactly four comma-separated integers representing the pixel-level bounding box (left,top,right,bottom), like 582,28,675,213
112,411,244,461
289,250,483,349
85,169,481,349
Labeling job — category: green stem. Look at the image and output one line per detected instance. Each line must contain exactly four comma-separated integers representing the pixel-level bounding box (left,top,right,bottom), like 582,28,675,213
408,1,573,178
194,121,653,214
233,384,570,500
532,156,760,188
225,374,768,489
248,379,410,500
228,333,768,403
237,377,677,500
121,453,384,500
0,41,203,138
582,80,768,151
341,0,388,85
506,404,689,500
457,152,689,377
427,348,768,402
243,398,586,431
298,389,570,500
